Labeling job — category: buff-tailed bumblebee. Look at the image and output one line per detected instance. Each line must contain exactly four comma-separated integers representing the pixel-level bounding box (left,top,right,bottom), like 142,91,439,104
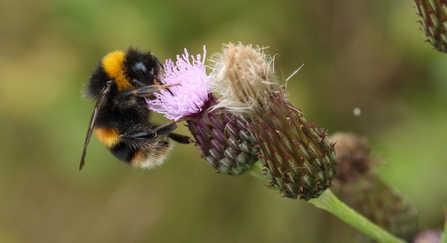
80,48,190,170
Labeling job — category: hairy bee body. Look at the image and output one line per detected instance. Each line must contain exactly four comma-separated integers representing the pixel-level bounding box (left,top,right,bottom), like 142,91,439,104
80,48,190,170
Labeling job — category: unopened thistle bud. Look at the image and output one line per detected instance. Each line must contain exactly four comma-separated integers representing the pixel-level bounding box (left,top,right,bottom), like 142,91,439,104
330,133,419,243
329,133,371,183
146,47,259,176
415,0,447,53
186,95,259,175
211,43,337,200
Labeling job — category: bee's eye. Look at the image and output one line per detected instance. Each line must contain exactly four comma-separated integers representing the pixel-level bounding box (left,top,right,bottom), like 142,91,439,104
132,62,147,74
132,62,155,82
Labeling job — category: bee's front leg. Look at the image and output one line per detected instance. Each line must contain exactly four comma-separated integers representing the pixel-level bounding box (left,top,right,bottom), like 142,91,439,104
124,83,180,97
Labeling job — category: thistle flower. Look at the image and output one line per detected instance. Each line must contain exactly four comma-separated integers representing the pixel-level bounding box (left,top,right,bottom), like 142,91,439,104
413,230,442,243
330,133,419,243
148,47,210,120
146,47,259,176
211,43,337,200
415,0,447,53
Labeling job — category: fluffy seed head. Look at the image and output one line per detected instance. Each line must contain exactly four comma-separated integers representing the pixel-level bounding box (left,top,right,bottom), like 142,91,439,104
211,43,281,114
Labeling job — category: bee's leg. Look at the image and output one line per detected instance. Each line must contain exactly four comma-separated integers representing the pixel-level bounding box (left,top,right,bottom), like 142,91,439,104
120,130,156,139
153,121,191,144
120,122,179,139
126,83,180,97
169,133,191,144
152,121,179,135
130,122,192,144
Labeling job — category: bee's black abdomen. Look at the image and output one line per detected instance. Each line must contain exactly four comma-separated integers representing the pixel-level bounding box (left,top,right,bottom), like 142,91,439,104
109,136,172,169
110,142,135,164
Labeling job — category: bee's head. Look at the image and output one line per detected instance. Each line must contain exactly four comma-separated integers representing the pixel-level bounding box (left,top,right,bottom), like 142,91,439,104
86,48,164,98
124,48,163,88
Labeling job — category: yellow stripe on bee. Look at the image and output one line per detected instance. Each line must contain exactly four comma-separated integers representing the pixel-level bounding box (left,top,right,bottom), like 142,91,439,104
93,126,120,148
101,51,133,91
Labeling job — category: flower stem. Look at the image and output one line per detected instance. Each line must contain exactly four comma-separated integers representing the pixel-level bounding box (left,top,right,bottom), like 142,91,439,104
249,162,405,243
309,190,405,243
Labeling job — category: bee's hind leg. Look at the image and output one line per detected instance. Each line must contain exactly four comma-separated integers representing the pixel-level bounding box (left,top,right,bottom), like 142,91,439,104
153,121,179,135
154,122,191,144
169,133,191,144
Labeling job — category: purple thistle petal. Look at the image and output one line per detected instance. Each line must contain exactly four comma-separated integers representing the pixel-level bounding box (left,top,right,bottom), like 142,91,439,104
147,46,210,120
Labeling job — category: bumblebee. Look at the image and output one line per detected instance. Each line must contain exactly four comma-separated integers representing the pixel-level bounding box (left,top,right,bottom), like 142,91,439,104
80,48,190,170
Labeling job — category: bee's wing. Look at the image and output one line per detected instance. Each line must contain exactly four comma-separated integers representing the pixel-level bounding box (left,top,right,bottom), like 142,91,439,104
79,80,112,171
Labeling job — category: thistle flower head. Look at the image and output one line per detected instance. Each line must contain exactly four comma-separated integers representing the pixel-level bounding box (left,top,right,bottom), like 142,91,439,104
146,46,210,120
413,230,442,243
210,43,337,200
211,43,281,114
147,46,260,176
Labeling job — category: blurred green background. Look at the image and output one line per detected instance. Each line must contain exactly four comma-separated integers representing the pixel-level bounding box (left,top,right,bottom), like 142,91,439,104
0,0,446,242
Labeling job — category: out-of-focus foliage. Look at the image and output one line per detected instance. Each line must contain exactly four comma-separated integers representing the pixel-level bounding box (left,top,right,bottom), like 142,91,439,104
0,0,446,242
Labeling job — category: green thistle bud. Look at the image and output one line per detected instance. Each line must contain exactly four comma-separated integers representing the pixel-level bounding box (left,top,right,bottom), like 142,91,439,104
211,43,337,200
252,98,337,200
329,133,371,183
330,133,419,243
415,0,447,52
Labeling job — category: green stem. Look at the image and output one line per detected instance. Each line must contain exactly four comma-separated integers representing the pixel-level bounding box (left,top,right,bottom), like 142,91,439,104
309,190,406,243
249,162,405,243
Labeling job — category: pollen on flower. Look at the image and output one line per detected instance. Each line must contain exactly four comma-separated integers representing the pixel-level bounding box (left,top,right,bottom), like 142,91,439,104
146,46,210,120
210,43,280,114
